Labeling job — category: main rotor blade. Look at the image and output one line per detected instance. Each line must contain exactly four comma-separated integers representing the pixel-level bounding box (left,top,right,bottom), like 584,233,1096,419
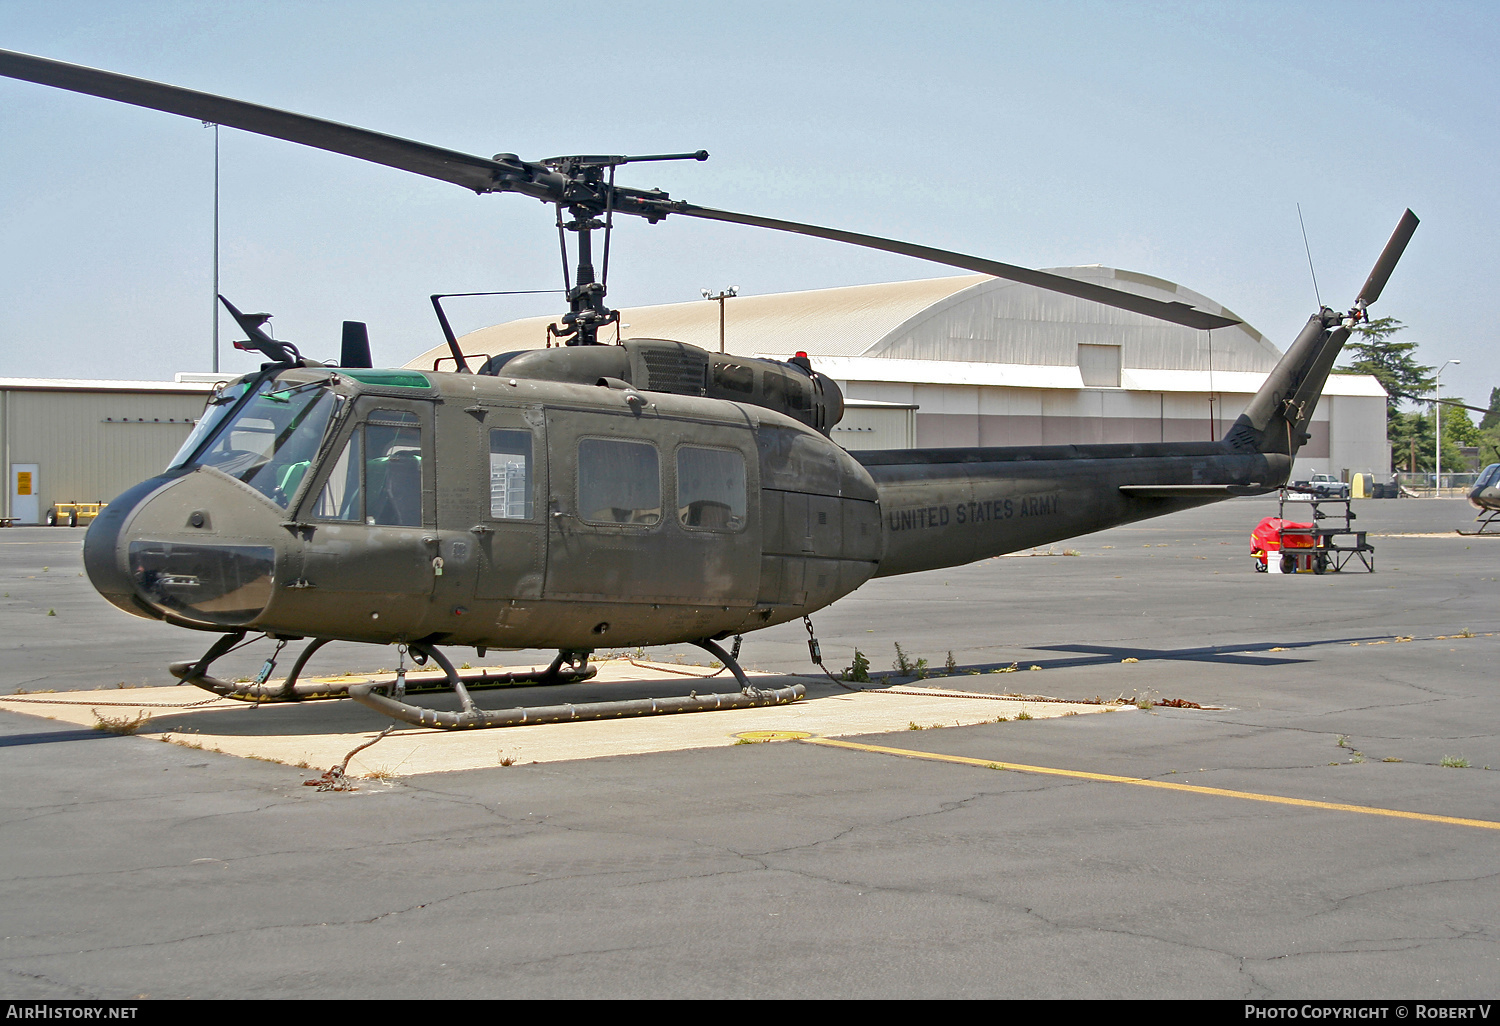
1357,208,1420,308
672,204,1240,330
0,48,523,195
0,48,1243,331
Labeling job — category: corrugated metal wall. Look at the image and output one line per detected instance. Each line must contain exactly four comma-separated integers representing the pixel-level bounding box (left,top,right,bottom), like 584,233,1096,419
2,388,209,522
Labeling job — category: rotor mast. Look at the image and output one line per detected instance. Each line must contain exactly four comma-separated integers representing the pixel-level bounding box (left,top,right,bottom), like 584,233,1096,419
543,152,709,346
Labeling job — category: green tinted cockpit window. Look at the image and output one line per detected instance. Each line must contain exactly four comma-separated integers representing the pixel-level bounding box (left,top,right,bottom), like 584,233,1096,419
340,370,432,389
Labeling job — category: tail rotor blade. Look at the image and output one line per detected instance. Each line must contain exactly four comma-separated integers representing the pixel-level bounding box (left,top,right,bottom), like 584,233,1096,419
1356,209,1419,308
340,321,372,368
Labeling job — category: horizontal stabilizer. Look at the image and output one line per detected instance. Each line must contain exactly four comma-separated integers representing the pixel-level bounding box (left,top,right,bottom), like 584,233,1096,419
1120,484,1273,498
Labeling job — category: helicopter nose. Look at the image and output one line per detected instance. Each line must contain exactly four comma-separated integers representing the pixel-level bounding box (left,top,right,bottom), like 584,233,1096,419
84,470,278,628
84,473,180,620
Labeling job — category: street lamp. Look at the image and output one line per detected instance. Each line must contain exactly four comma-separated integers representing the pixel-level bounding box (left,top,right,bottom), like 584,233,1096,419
701,286,738,353
1435,359,1460,494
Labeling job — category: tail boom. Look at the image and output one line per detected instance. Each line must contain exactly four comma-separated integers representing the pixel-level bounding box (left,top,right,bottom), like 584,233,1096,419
858,443,1285,577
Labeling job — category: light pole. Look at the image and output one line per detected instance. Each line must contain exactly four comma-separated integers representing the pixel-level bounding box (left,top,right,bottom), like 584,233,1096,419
203,121,220,374
701,286,738,353
1435,359,1460,494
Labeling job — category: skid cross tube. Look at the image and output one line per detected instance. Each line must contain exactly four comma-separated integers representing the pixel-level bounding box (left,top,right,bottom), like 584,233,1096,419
347,637,804,730
172,635,597,703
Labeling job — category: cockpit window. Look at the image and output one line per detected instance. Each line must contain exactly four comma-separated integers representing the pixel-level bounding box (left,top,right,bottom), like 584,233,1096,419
1477,464,1500,490
168,380,252,470
182,377,339,509
314,409,424,527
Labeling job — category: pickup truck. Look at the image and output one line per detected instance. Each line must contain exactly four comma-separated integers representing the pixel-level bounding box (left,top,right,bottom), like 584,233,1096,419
1288,473,1351,499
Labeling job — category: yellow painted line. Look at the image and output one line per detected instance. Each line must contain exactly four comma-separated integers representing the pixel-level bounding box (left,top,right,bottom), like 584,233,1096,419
801,736,1500,831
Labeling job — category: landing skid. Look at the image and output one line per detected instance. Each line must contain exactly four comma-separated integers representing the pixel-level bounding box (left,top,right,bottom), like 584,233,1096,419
170,634,803,730
1457,510,1500,536
170,634,596,702
347,638,804,730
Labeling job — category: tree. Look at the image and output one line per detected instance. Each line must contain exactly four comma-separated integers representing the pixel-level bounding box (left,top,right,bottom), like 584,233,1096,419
1480,387,1500,433
1387,407,1474,473
1337,317,1443,471
1478,387,1500,466
1339,317,1434,417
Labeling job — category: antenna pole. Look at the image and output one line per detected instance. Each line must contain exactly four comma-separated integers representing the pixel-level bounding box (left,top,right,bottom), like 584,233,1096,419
1297,203,1321,309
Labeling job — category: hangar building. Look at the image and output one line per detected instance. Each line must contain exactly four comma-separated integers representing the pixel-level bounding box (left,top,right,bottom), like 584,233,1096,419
2,377,214,525
410,270,1388,480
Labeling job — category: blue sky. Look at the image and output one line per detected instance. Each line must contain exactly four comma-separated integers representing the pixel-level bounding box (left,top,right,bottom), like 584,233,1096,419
1,0,1495,403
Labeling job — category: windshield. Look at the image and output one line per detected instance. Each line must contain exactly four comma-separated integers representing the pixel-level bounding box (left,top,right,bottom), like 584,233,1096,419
182,377,341,508
168,379,254,470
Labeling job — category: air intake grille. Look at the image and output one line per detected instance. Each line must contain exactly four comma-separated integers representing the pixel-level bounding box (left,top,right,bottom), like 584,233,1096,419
640,348,709,396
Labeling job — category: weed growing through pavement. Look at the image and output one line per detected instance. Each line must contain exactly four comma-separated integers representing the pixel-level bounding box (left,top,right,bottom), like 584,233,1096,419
843,649,871,683
893,642,928,680
91,709,149,734
1441,755,1470,768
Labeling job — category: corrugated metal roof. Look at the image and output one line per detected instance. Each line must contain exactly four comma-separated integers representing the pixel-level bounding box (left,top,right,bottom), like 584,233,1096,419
408,268,1284,377
408,275,989,369
862,267,1281,372
0,377,215,393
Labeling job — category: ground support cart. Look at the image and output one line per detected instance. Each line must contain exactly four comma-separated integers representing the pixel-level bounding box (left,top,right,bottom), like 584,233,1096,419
45,501,106,527
1274,490,1374,573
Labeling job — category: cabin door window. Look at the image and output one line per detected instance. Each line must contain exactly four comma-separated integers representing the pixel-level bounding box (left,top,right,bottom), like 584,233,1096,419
295,401,433,638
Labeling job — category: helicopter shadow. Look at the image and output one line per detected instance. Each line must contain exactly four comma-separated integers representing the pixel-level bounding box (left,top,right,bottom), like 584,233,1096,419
999,636,1391,671
0,727,122,748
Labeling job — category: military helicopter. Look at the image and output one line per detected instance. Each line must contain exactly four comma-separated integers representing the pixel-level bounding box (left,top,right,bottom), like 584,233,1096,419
0,49,1419,730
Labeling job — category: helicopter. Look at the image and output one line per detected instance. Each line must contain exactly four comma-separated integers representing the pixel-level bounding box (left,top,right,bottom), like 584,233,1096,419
0,49,1419,730
1466,465,1500,533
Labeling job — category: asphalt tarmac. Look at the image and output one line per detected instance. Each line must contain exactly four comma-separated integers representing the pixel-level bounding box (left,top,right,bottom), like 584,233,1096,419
2,496,1497,999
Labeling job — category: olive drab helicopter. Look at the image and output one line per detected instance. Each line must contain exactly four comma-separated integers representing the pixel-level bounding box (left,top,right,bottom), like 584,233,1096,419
0,49,1420,731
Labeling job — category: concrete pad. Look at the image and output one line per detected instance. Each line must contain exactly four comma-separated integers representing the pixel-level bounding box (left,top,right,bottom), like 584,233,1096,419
0,658,1113,776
